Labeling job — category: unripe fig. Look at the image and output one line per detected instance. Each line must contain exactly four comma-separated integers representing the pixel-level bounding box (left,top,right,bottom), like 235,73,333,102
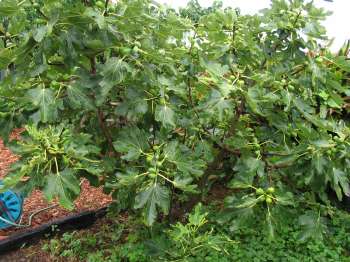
256,188,265,195
148,172,157,178
266,197,273,204
267,187,275,194
96,1,104,8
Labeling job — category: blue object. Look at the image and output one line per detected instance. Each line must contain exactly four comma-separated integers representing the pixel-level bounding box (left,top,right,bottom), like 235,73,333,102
0,182,23,229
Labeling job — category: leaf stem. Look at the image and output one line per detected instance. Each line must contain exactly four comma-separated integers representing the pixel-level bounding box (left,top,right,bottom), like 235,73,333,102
54,157,60,175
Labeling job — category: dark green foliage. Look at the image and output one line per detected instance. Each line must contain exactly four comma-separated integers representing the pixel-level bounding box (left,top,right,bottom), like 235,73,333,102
1,0,350,245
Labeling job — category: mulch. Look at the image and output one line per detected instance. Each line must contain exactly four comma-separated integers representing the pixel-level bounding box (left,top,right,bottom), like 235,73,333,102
0,130,112,240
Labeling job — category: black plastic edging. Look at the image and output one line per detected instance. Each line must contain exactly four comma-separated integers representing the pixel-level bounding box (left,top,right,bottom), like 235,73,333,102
0,206,108,255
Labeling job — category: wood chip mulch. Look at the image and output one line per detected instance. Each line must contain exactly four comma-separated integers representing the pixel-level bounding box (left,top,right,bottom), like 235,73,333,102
0,130,112,239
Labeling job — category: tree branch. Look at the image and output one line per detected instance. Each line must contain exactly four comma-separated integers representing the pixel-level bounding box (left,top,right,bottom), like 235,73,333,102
97,109,116,154
103,0,110,16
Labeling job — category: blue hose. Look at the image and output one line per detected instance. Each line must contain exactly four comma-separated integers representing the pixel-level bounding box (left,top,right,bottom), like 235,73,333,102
0,182,23,230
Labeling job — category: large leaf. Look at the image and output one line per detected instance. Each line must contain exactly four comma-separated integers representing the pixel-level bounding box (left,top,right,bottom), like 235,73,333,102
116,87,148,120
113,127,150,161
311,153,327,174
275,191,294,206
333,56,350,72
33,26,48,43
66,83,95,110
245,87,265,116
0,49,13,69
98,58,132,104
27,86,58,123
43,169,80,210
203,89,233,120
200,58,229,78
332,168,350,201
234,196,259,209
155,104,176,128
134,183,170,226
298,211,327,242
164,141,206,177
0,0,21,16
230,157,265,188
293,98,332,131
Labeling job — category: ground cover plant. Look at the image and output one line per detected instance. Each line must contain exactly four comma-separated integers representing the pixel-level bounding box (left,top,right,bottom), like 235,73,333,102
1,0,350,260
36,203,350,261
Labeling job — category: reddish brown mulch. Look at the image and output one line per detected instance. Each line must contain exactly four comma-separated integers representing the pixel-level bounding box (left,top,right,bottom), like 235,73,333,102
0,130,112,239
0,131,20,178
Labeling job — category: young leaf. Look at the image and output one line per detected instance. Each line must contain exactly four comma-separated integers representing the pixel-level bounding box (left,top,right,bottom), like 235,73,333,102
188,203,208,226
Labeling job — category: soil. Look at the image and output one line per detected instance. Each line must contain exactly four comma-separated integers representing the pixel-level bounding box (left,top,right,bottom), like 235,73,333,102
0,130,112,239
0,247,57,262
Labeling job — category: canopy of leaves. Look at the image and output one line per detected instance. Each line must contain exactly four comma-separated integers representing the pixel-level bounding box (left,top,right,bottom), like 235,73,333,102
1,0,350,240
